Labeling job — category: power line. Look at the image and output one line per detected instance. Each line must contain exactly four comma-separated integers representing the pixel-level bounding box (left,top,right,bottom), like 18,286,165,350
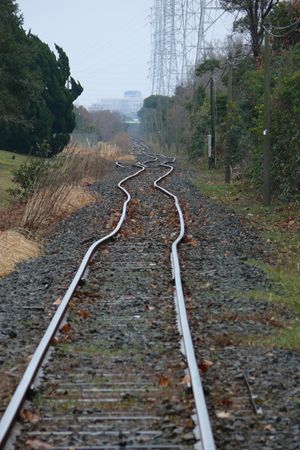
263,19,300,38
150,0,222,96
71,15,150,65
268,17,300,30
263,20,300,38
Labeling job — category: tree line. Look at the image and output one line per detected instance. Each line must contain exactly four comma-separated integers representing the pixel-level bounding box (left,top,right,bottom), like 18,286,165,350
0,0,83,157
139,0,300,201
74,106,125,142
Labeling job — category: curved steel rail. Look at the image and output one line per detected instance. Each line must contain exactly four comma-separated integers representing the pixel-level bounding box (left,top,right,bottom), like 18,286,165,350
141,154,158,165
154,162,216,450
115,161,126,168
0,165,145,449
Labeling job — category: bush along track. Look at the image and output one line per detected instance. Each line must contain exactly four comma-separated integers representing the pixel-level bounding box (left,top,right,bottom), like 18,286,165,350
0,151,299,449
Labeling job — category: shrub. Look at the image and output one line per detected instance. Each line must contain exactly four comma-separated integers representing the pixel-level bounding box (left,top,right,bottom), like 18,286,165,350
9,158,49,198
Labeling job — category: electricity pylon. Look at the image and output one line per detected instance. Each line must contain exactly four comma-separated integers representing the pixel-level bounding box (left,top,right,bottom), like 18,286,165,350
151,0,221,96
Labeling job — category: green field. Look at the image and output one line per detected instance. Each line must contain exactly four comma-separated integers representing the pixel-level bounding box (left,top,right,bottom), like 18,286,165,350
0,150,29,208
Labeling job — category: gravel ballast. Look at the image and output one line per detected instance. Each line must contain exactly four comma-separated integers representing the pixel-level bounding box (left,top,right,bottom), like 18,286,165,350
0,154,299,449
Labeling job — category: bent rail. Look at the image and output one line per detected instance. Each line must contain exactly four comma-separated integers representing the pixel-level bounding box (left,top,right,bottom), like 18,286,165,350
154,162,216,450
0,165,145,449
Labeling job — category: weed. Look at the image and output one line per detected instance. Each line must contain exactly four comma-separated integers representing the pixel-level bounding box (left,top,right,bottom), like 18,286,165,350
0,149,30,208
194,164,300,349
19,147,113,233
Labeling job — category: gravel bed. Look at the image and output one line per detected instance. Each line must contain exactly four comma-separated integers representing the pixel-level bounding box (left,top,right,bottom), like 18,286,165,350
0,152,299,449
14,167,196,449
0,166,133,414
164,165,300,450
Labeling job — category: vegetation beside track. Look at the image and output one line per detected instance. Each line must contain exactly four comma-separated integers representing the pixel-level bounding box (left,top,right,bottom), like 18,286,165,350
0,149,31,208
0,144,126,277
0,2,82,157
194,160,300,350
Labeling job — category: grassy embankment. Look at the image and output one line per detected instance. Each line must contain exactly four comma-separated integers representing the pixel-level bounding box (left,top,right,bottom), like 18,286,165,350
0,143,132,277
0,140,135,277
194,160,300,350
0,149,30,208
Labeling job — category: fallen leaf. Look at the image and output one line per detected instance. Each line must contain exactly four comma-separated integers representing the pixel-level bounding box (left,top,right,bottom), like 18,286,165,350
53,297,61,306
145,304,155,311
199,359,213,373
186,418,194,429
60,334,73,343
216,411,232,419
76,309,90,320
26,439,51,449
186,235,198,246
60,323,72,334
217,396,234,408
50,337,58,346
264,424,276,432
201,282,212,290
181,374,191,385
159,374,171,387
20,409,40,424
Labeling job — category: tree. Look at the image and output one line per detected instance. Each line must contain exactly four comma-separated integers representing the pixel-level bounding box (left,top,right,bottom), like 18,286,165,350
88,110,123,141
74,107,124,142
0,0,30,150
268,0,300,52
220,0,279,58
270,68,300,198
251,44,300,200
138,95,171,148
0,0,83,156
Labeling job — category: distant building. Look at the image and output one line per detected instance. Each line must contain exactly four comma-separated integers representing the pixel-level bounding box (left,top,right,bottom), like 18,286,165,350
124,90,141,98
89,91,143,118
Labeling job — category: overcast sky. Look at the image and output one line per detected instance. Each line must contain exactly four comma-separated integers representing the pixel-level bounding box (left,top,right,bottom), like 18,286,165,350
17,1,233,108
17,0,153,106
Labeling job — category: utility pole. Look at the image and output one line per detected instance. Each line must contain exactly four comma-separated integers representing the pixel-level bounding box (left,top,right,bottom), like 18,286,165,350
209,73,216,169
224,57,232,183
263,29,271,206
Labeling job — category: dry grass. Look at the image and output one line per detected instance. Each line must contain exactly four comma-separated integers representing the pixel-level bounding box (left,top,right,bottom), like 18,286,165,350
98,142,134,162
0,144,117,276
20,146,112,232
58,186,96,215
21,186,96,230
112,132,132,154
0,230,40,277
66,140,134,162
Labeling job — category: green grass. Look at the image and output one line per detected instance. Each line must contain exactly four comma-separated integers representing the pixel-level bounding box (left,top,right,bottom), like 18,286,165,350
0,149,30,208
242,259,300,350
194,161,300,349
245,259,300,313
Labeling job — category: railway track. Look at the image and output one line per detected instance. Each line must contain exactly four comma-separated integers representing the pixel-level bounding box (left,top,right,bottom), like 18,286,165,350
0,149,215,450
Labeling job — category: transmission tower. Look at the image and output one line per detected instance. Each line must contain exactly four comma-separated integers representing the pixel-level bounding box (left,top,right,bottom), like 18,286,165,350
151,0,179,95
151,0,221,96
